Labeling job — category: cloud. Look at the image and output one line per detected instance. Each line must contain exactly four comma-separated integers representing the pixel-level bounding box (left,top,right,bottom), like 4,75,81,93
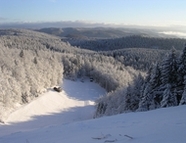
0,20,109,29
159,31,186,38
0,17,7,21
1,20,186,33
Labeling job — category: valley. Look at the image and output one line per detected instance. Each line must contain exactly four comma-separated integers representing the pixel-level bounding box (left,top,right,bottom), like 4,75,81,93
0,27,186,143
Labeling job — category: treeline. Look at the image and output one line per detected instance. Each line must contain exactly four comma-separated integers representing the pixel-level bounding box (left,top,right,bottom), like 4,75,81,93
69,35,186,51
95,45,186,117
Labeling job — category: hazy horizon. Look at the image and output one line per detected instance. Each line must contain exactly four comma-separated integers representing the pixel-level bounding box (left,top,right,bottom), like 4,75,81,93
0,0,186,29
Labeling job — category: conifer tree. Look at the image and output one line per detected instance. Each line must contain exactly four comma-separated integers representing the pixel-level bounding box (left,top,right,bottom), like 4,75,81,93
180,76,186,105
124,84,135,111
137,65,158,111
137,83,152,111
178,44,186,76
124,74,144,111
150,63,161,90
161,84,178,107
160,48,178,88
149,63,162,107
177,44,186,102
159,48,178,107
180,90,186,105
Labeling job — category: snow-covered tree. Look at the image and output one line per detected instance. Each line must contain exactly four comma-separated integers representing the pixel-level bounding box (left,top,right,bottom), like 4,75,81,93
176,44,186,102
137,66,156,111
180,90,186,105
149,63,162,107
150,63,161,90
161,84,178,107
160,48,178,88
137,82,156,111
124,74,144,112
124,84,135,112
179,76,186,105
177,44,186,76
158,48,178,107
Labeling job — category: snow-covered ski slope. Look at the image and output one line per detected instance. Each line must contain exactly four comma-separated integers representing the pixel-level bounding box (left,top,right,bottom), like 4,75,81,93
0,79,186,143
0,79,106,137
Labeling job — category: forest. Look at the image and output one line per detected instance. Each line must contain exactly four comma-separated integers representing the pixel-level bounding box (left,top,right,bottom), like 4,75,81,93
0,28,186,121
68,35,186,51
95,46,186,117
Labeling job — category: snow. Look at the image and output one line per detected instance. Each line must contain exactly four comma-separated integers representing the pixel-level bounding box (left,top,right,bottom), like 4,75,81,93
0,79,106,136
0,79,186,143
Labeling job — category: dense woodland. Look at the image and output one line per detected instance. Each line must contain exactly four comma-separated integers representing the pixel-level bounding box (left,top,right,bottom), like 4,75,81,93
0,29,140,121
0,45,63,121
102,48,172,71
0,28,186,121
95,46,186,117
68,35,186,51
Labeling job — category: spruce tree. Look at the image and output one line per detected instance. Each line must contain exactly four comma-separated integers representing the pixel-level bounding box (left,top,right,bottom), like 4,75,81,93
161,84,178,107
160,48,178,88
150,63,161,90
124,84,134,111
177,44,186,103
138,64,161,111
138,81,158,111
180,90,186,105
124,73,144,112
149,62,162,107
159,48,178,107
180,76,186,105
137,83,153,111
178,44,186,76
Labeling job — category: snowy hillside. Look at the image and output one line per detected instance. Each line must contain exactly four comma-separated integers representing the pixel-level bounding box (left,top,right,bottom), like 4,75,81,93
0,28,141,121
0,79,106,137
0,79,186,143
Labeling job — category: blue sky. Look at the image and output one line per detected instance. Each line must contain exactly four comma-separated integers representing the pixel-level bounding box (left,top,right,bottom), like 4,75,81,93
0,0,186,27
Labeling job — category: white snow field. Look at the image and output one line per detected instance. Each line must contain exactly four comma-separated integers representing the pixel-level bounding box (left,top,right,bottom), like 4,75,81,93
0,79,186,143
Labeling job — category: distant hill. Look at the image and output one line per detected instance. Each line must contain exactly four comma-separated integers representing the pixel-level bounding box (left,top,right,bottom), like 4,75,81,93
68,35,186,51
36,27,166,39
36,27,186,51
0,29,93,54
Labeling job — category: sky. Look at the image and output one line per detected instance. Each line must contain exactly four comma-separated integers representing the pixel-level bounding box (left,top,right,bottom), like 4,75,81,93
0,0,186,27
